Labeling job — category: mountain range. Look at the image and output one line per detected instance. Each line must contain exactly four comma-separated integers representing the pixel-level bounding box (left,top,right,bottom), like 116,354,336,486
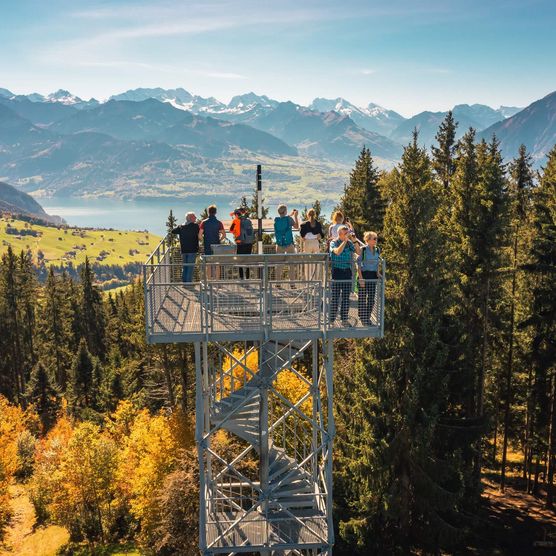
0,85,554,200
479,91,556,163
0,180,59,223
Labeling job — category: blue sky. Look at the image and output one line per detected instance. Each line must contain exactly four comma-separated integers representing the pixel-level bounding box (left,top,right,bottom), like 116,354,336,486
1,0,555,116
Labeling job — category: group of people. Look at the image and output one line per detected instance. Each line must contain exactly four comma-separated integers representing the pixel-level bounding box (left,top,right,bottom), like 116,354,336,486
171,205,381,326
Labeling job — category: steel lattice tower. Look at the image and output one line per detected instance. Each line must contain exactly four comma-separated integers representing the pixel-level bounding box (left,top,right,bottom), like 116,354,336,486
144,243,385,555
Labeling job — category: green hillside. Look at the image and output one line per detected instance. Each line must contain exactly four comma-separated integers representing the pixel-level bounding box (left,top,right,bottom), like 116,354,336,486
0,216,160,267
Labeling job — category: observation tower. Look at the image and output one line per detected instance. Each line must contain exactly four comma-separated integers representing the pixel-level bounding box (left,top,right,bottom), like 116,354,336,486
143,185,385,556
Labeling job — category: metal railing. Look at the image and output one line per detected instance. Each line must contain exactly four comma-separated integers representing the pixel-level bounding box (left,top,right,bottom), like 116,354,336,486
143,239,385,341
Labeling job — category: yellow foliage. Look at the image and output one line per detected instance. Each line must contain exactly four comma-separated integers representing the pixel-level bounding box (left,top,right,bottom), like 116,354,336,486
220,348,312,415
274,369,312,416
31,417,120,542
0,396,27,481
116,409,187,545
29,414,74,526
105,399,140,443
221,347,260,395
0,396,40,539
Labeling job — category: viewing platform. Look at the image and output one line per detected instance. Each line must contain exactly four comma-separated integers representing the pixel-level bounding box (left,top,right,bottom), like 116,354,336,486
143,236,385,344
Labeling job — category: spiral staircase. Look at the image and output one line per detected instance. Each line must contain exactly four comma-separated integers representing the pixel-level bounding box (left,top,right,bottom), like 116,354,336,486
202,340,330,554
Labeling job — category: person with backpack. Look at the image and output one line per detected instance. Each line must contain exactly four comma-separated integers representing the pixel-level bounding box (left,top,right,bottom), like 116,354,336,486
171,212,199,283
357,231,380,325
230,207,255,279
274,204,299,281
199,204,226,279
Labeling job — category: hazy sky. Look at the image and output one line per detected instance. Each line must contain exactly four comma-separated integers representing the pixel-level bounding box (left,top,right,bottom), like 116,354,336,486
1,0,555,116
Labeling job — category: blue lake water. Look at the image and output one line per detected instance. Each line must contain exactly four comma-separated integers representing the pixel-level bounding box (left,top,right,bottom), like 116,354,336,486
40,197,335,236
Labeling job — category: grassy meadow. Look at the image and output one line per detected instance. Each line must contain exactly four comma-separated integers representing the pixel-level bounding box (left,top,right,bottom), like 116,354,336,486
0,216,161,268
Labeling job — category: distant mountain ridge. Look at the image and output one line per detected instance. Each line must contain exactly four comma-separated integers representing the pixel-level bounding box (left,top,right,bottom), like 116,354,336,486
390,103,523,146
479,91,556,163
246,101,403,162
0,84,554,200
310,97,405,135
5,85,524,125
0,181,61,223
50,99,296,157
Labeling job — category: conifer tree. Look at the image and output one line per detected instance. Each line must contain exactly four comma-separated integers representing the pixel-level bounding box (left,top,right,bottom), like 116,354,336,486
521,145,556,505
166,209,177,247
69,338,96,410
40,268,73,389
500,145,534,491
446,133,507,489
248,185,268,219
79,257,106,359
18,250,37,367
0,247,25,400
339,146,385,236
473,137,508,488
336,132,465,553
432,111,458,189
25,363,60,431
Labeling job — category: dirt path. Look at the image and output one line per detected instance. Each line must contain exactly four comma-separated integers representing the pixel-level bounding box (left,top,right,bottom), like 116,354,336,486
0,484,69,556
459,476,556,555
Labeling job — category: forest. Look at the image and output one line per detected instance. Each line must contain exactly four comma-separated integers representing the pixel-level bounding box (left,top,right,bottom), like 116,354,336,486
0,112,555,555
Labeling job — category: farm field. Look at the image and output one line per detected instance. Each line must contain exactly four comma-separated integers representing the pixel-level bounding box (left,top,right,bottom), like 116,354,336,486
0,216,161,267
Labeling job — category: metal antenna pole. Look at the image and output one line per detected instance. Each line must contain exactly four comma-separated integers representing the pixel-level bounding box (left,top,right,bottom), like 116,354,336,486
257,164,263,255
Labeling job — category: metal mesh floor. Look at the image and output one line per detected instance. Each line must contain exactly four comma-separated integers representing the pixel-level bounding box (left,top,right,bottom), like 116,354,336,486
206,509,329,551
150,281,382,341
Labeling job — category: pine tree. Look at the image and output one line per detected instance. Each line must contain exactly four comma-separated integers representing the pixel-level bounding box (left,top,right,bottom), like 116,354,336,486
25,363,60,431
18,250,37,368
499,145,535,491
432,111,458,189
69,339,96,410
339,146,385,236
336,132,465,553
0,247,25,401
39,268,73,389
166,209,177,247
521,145,556,505
248,185,268,219
79,257,106,359
471,137,511,492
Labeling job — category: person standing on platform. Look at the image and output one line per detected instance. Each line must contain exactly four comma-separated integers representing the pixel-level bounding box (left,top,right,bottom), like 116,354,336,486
172,212,199,283
300,208,323,280
199,205,225,279
230,208,255,279
357,231,380,325
328,211,351,242
329,225,360,325
274,204,299,281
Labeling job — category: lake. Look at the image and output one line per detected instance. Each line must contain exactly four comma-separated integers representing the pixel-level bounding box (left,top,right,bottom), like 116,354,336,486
40,197,335,236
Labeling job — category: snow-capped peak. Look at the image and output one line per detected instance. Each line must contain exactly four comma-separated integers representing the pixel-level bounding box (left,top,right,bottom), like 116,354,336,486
46,89,83,105
228,92,278,110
